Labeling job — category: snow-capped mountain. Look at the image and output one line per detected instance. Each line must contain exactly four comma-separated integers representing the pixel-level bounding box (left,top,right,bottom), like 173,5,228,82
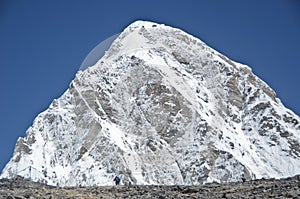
1,21,300,186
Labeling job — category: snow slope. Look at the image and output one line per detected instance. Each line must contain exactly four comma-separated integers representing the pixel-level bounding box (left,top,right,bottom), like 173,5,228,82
1,21,300,186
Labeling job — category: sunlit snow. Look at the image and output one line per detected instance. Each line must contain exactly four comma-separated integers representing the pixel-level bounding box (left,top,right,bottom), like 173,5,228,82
2,20,300,186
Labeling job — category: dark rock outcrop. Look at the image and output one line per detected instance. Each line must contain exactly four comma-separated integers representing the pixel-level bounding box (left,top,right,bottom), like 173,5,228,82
0,175,299,198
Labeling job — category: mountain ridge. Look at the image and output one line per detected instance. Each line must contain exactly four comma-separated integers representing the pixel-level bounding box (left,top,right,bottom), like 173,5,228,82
1,21,300,186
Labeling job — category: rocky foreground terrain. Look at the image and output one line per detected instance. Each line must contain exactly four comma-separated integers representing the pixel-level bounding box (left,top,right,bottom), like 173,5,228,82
0,175,299,199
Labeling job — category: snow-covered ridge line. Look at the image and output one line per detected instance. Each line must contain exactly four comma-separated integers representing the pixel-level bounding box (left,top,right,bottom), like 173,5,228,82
1,20,300,186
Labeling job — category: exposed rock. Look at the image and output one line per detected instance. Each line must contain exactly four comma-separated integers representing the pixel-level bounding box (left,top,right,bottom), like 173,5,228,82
2,20,300,186
0,175,300,199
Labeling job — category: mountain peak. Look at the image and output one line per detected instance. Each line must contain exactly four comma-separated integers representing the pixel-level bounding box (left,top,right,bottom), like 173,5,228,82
127,20,161,28
1,21,300,186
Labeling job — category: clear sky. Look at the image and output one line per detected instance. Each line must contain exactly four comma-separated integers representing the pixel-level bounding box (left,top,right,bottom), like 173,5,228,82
1,0,299,172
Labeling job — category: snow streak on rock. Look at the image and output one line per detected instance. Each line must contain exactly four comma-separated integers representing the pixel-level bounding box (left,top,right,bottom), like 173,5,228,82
1,21,300,186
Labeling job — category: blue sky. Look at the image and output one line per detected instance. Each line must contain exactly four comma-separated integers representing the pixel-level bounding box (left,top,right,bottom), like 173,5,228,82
0,0,299,172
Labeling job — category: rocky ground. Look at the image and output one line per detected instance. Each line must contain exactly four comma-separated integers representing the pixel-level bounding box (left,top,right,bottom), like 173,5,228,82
0,175,299,199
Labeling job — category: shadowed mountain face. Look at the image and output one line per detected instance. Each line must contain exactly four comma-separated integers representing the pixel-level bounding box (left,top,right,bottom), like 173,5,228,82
1,21,300,186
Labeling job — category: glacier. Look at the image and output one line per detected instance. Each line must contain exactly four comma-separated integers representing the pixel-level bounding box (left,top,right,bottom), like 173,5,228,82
1,21,300,186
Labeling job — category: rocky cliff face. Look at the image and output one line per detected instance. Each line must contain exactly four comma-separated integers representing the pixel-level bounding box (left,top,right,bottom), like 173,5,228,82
1,21,300,186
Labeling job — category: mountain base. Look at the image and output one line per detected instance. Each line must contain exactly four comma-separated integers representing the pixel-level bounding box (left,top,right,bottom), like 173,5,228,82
0,175,299,198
